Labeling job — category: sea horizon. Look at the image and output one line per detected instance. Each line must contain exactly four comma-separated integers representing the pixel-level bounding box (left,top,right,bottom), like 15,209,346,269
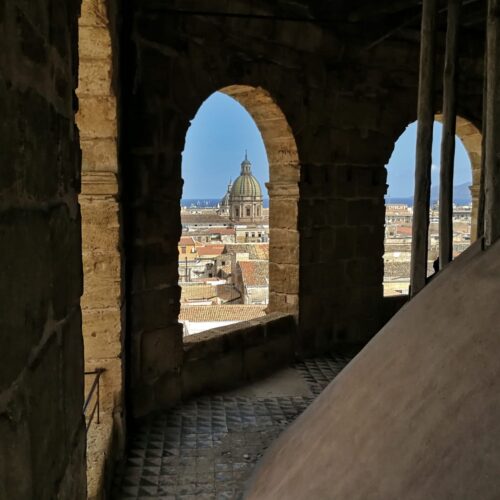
385,196,471,207
181,197,471,209
182,198,270,209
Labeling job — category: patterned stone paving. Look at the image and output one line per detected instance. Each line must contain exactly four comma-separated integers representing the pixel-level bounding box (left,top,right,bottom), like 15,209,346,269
294,355,352,396
112,356,350,499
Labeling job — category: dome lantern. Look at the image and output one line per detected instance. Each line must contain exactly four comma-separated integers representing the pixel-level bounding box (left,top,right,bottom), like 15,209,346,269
231,153,263,199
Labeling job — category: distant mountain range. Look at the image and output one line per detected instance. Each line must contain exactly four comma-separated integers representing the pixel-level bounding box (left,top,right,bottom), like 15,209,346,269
387,182,471,206
430,182,471,202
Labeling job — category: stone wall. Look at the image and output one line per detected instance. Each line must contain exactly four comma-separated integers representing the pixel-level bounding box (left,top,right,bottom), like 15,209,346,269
183,313,296,399
78,0,123,417
121,2,415,416
119,1,486,416
77,0,124,496
0,0,490,495
0,0,85,498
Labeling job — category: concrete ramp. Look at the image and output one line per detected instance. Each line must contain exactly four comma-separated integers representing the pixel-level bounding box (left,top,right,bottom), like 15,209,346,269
245,240,500,500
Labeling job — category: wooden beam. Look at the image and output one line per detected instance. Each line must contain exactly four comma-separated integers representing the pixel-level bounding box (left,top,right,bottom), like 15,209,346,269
439,0,462,268
484,0,500,246
411,0,438,296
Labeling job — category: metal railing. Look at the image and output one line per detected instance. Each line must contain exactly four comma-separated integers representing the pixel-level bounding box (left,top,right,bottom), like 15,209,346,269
84,369,105,432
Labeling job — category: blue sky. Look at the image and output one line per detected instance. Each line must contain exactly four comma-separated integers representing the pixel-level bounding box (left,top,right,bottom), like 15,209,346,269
386,121,472,198
182,92,269,199
182,92,472,199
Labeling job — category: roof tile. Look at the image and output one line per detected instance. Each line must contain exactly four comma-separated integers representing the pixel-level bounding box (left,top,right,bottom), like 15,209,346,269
179,304,267,322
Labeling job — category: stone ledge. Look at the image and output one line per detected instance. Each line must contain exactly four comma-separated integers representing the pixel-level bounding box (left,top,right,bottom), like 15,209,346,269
182,313,297,399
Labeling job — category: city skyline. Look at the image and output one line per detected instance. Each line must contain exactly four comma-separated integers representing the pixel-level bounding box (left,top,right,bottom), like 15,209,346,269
182,92,473,199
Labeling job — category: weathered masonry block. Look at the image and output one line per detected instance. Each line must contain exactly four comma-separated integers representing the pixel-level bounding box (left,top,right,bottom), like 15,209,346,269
0,0,85,498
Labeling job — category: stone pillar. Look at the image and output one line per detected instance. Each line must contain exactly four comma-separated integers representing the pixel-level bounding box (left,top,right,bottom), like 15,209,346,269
77,0,124,425
455,116,482,243
267,181,300,316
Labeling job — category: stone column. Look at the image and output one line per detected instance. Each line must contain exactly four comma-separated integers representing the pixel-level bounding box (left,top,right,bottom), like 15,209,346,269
77,0,124,420
455,116,482,243
267,181,300,316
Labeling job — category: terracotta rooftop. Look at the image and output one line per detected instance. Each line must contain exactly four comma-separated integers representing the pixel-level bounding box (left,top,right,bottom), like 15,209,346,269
216,284,241,303
253,244,269,260
179,236,196,245
197,245,225,257
180,284,216,302
179,304,267,322
396,226,413,236
223,243,269,260
238,260,269,287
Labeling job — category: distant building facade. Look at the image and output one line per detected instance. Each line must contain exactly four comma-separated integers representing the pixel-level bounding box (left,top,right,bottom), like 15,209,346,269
383,202,472,296
178,154,270,327
214,153,269,242
229,153,264,223
234,260,269,305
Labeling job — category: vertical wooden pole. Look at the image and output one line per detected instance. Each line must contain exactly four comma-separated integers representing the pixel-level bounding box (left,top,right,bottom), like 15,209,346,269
477,14,488,242
477,52,487,241
411,0,438,296
484,0,500,246
439,0,462,268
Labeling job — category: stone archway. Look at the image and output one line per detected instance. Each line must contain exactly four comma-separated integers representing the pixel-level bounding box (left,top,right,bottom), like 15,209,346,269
125,83,301,416
125,5,433,414
383,115,482,297
219,85,300,316
435,114,482,241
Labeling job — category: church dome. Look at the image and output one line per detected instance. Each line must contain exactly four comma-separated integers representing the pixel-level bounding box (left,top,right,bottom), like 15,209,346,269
230,154,263,199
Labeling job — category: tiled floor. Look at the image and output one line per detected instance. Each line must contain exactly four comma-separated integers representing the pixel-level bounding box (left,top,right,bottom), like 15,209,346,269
112,356,350,500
